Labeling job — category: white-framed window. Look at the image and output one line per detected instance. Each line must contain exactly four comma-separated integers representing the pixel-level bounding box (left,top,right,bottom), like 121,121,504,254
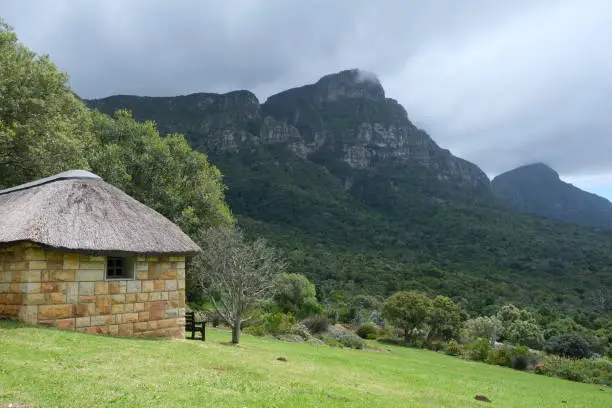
105,256,135,280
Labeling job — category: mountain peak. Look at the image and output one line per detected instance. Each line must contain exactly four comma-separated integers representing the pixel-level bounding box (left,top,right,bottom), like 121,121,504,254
313,69,385,101
500,163,560,181
492,163,612,228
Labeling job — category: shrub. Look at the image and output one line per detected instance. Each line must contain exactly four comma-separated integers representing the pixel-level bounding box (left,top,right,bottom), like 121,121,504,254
540,355,612,386
262,312,296,336
544,334,592,359
486,346,514,367
377,337,406,347
322,325,365,349
356,323,379,339
425,340,445,352
289,323,312,340
444,339,463,356
244,325,266,337
463,338,492,361
366,333,378,340
301,315,329,334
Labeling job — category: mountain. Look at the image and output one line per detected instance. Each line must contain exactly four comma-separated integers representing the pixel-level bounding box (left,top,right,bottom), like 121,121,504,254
86,69,612,320
492,163,612,228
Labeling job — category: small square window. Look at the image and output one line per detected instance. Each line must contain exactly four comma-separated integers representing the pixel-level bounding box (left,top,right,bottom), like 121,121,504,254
105,256,135,280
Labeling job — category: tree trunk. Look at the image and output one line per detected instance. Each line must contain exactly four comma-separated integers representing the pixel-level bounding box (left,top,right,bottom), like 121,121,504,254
404,326,411,343
231,321,241,344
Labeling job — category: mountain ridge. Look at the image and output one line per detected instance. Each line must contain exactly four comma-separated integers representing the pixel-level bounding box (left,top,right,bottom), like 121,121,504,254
492,163,612,228
85,69,612,318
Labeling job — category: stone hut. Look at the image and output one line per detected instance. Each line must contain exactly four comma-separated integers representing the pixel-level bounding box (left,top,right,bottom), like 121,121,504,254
0,170,201,338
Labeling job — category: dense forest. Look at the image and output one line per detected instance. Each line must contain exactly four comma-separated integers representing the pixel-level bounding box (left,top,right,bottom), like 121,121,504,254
1,18,611,341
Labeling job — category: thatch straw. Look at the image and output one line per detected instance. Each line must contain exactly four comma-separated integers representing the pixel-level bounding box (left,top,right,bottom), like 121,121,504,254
0,170,201,256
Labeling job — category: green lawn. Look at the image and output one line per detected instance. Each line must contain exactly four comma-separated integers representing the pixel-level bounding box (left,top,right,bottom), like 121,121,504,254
0,322,609,407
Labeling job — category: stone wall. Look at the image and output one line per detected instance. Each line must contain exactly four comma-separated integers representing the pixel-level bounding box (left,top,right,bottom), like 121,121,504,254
0,243,186,338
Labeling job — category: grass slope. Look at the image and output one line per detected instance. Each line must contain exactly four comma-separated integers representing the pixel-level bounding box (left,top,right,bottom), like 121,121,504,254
0,322,610,407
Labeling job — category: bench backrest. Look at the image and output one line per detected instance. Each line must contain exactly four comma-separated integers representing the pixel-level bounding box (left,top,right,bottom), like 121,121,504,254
185,311,195,324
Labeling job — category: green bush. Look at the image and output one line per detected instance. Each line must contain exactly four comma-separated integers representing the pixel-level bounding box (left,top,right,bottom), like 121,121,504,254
301,315,329,334
377,337,406,347
356,323,379,339
366,333,378,340
463,338,492,361
262,312,296,336
544,334,592,359
322,325,365,349
444,339,463,356
244,325,266,337
425,340,445,352
486,346,514,367
539,355,612,386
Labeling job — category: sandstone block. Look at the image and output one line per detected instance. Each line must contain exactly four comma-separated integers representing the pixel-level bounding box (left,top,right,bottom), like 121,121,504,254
134,322,148,332
137,293,148,302
50,292,67,304
41,282,54,292
18,305,38,323
75,303,95,317
94,282,109,295
77,269,104,281
108,281,121,294
63,254,79,269
126,280,141,293
87,326,109,334
0,283,8,293
76,316,91,327
161,292,169,301
79,282,94,296
91,315,115,326
108,325,119,336
66,283,78,304
25,282,41,293
50,270,76,281
164,280,178,291
55,318,75,330
118,323,133,336
149,292,162,301
24,247,45,261
21,270,41,282
136,271,148,280
142,281,154,293
124,303,134,312
111,294,125,304
138,311,150,321
78,295,96,303
22,293,45,305
39,304,73,319
111,304,125,314
78,261,105,270
125,293,137,303
134,302,145,312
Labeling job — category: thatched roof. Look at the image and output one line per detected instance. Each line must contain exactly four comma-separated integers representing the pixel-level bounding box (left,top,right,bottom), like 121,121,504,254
0,170,201,256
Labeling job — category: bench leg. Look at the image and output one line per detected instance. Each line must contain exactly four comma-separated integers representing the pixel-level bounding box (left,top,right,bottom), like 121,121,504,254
201,322,206,341
191,328,195,339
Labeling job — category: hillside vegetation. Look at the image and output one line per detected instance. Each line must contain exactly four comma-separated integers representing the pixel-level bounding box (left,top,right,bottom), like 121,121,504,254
87,73,612,326
1,322,610,408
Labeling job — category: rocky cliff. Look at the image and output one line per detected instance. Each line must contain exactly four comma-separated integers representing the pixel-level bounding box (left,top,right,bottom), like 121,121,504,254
88,69,491,202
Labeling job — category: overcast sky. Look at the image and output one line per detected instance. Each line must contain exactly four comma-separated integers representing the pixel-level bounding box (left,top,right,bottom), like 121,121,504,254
2,0,612,198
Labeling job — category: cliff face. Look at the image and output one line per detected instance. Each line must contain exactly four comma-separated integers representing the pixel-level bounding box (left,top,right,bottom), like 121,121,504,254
492,163,612,228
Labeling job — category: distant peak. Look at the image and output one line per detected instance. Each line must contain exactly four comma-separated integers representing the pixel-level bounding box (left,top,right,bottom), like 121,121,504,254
314,69,385,101
494,162,560,182
517,163,559,178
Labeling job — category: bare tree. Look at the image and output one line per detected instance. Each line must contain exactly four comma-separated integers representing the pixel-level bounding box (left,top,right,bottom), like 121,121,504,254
190,227,285,344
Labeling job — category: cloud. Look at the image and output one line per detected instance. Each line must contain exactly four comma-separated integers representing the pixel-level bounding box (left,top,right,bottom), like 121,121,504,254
2,0,612,196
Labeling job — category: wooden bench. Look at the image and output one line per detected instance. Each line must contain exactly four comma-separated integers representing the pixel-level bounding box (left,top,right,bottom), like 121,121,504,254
185,311,206,341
